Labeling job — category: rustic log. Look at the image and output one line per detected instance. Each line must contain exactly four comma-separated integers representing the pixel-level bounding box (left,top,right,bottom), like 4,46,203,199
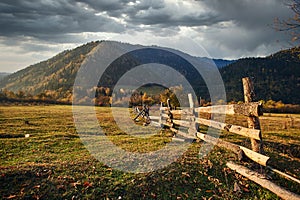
196,132,244,160
188,93,198,136
196,118,261,140
171,137,185,142
242,77,262,153
194,102,263,117
133,110,145,121
196,132,271,165
161,113,169,119
267,166,300,185
162,122,173,128
239,146,269,166
188,93,194,109
159,103,163,127
149,116,160,120
173,119,192,128
227,162,300,200
170,109,192,115
167,98,172,110
196,132,299,183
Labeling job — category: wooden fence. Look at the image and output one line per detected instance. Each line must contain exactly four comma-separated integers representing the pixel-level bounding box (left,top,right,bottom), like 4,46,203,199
149,77,300,200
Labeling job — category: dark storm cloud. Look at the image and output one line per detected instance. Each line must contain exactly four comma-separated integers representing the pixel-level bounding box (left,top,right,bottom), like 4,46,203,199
193,0,295,55
0,0,126,40
76,0,129,11
198,0,292,29
0,0,296,64
127,10,221,27
121,0,223,27
0,0,293,39
0,0,224,39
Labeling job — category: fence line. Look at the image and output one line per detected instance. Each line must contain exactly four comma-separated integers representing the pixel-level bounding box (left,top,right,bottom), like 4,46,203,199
147,77,300,200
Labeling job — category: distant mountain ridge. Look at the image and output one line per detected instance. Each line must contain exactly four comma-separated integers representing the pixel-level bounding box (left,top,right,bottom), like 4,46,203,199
0,72,10,81
0,41,100,101
0,41,233,98
0,41,299,104
220,47,300,104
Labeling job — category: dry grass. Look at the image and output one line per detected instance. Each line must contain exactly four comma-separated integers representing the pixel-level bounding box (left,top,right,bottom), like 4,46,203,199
0,105,298,199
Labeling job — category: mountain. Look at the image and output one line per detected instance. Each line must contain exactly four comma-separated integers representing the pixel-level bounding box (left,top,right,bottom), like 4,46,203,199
0,41,100,101
220,47,300,104
196,57,236,68
0,72,11,80
212,59,236,68
0,41,299,104
0,41,232,100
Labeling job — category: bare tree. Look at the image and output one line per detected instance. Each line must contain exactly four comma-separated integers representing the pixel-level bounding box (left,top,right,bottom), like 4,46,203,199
275,0,300,42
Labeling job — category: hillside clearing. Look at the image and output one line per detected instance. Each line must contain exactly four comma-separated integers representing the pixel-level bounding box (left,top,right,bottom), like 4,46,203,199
0,105,299,199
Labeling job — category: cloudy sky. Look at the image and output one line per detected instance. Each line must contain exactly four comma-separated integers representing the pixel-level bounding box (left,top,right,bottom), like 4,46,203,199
0,0,296,72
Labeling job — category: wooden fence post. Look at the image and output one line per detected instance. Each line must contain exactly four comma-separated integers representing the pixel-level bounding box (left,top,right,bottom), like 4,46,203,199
159,102,163,128
166,98,174,127
242,77,263,153
188,94,197,136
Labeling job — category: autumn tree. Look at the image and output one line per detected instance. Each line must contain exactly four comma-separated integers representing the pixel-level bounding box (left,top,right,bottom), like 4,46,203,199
275,0,300,42
142,92,155,105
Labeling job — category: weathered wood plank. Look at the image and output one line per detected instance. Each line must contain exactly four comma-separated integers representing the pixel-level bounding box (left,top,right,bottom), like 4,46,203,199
162,122,173,127
171,137,185,142
196,118,261,140
243,77,262,153
161,113,169,119
188,93,194,108
170,109,192,115
196,132,243,160
196,132,270,165
239,146,269,166
167,98,172,110
149,116,160,120
227,162,300,200
267,166,300,184
172,119,192,128
194,102,263,117
197,131,299,183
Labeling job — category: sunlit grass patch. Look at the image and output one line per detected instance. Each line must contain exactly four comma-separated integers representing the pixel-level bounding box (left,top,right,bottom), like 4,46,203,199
0,105,299,199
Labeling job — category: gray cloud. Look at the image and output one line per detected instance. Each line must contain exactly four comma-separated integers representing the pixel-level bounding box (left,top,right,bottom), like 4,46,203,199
190,0,295,57
199,0,293,28
76,0,129,11
0,0,293,40
0,0,126,39
123,1,223,27
0,0,297,72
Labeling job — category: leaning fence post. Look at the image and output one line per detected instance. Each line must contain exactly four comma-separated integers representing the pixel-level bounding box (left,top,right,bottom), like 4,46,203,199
242,77,263,153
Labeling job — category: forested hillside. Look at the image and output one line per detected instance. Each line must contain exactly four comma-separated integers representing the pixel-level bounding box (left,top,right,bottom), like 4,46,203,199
0,41,100,102
221,47,300,104
0,41,299,104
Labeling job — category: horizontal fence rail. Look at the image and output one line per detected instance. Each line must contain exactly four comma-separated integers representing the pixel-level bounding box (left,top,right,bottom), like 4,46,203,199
143,77,300,199
195,118,261,140
194,102,263,117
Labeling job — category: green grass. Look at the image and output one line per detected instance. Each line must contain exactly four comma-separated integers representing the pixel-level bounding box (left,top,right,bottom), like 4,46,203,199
0,105,299,199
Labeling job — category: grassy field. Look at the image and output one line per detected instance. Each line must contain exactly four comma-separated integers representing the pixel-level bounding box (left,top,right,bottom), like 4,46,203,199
0,105,299,199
